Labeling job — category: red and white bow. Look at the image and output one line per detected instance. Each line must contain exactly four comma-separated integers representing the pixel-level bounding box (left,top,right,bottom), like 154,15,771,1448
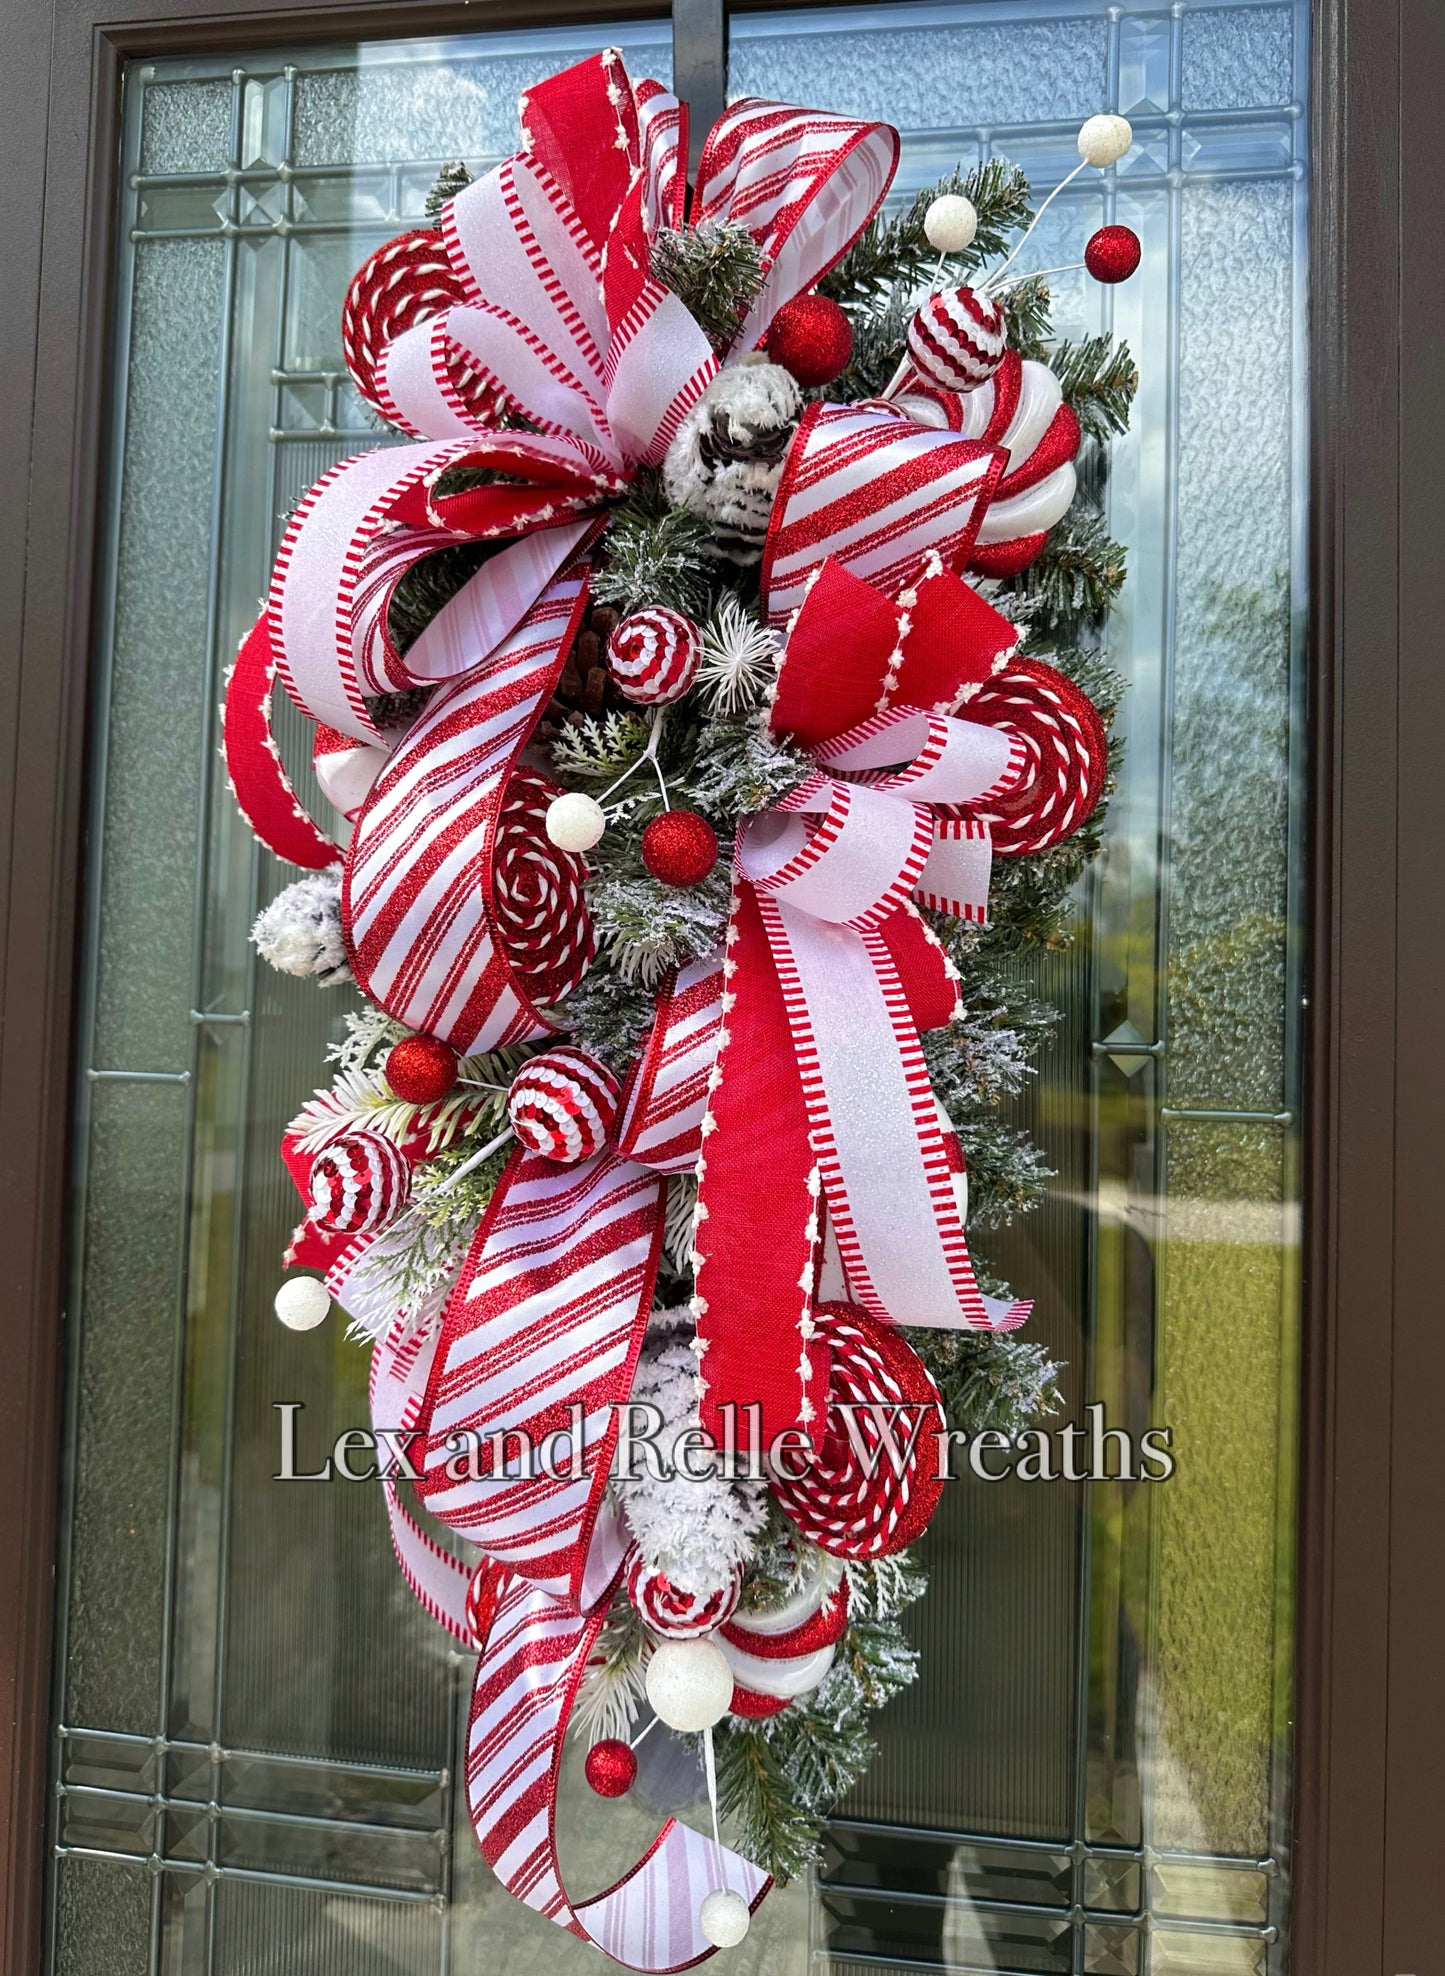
691,556,1037,1449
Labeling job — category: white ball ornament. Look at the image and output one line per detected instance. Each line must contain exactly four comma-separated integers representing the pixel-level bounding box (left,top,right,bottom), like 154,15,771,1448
1077,114,1133,168
274,1276,330,1331
699,1888,752,1949
644,1637,734,1732
922,192,978,254
544,790,606,853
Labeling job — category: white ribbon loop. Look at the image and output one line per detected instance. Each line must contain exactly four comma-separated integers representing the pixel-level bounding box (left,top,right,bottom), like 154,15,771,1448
816,704,1029,807
739,778,933,932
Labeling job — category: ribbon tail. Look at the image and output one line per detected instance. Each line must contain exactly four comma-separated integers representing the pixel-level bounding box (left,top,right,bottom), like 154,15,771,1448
415,1143,664,1613
371,1312,476,1644
694,882,828,1451
470,1574,770,1963
757,893,1024,1332
223,616,343,870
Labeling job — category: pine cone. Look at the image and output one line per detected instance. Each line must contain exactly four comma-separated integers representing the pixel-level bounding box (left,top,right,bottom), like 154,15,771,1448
536,601,623,744
662,362,803,565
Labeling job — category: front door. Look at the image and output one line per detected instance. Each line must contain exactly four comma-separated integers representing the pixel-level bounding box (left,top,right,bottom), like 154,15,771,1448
46,5,1309,1971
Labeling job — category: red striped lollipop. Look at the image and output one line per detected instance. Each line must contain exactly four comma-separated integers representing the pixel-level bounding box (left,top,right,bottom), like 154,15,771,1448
962,658,1108,856
506,1047,620,1164
308,1129,411,1235
341,228,502,432
768,1304,945,1559
906,286,1008,394
608,608,703,706
492,766,597,1006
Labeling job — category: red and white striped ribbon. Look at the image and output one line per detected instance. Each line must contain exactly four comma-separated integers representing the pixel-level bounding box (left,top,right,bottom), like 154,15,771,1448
760,403,1007,626
341,572,592,1054
615,952,727,1173
469,1573,768,1965
416,1144,665,1612
693,99,900,355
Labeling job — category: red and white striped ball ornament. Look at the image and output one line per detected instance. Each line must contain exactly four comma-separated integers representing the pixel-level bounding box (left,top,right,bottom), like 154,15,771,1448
506,1047,620,1164
308,1129,412,1235
607,608,703,706
906,285,1009,393
626,1554,743,1638
769,1303,946,1558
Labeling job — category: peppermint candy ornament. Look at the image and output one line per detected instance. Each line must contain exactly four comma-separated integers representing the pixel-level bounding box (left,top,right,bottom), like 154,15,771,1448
341,228,501,430
627,1555,742,1638
906,285,1008,393
492,766,597,1003
769,1304,945,1558
308,1129,411,1235
506,1047,620,1163
719,1564,850,1718
964,658,1109,856
607,608,703,706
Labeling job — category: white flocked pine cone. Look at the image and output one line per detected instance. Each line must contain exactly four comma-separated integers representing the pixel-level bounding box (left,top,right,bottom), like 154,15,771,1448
615,1307,768,1597
251,869,351,985
662,359,802,565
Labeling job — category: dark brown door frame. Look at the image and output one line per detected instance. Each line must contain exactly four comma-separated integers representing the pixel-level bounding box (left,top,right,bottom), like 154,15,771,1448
0,2,1438,1972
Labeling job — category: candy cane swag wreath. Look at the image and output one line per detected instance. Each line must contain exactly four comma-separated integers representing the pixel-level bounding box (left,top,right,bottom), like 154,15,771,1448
227,52,1130,1966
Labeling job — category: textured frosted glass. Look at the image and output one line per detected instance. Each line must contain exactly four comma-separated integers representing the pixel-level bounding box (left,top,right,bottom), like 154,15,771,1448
1182,7,1294,110
293,36,671,167
1167,180,1294,1111
94,238,226,1072
54,1857,153,1976
1154,1124,1288,1856
729,16,1107,127
210,1880,443,1976
139,78,233,172
66,1081,187,1731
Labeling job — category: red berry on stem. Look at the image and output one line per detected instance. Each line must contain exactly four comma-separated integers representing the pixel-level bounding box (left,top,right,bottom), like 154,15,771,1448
584,1738,638,1797
765,293,853,388
1084,225,1142,284
384,1034,459,1105
641,809,719,887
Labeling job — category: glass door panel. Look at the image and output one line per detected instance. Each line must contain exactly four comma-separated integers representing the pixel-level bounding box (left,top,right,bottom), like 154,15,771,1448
49,6,1307,1974
731,5,1307,1973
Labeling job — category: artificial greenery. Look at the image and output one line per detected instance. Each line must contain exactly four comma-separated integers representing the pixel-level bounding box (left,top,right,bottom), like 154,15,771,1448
337,153,1138,1884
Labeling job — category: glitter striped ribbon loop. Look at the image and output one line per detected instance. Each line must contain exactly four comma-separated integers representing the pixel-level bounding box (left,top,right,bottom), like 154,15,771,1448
468,1574,769,1966
341,570,594,1056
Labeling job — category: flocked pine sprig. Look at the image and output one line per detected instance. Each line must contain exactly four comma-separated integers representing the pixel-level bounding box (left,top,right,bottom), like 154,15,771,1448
1010,503,1127,636
559,967,660,1073
590,471,715,618
288,1048,520,1158
587,863,732,985
909,1330,1066,1441
681,716,813,823
425,159,473,220
651,221,765,347
571,1593,648,1745
819,160,1034,307
1048,334,1140,441
410,1135,513,1227
714,1718,822,1884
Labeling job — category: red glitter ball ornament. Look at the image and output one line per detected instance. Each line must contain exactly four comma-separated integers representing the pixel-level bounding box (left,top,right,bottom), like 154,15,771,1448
1084,225,1142,284
584,1739,638,1798
640,809,719,887
384,1034,459,1105
764,293,854,387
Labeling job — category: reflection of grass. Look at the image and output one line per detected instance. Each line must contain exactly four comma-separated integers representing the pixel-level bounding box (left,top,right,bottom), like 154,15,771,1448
1153,1129,1289,1856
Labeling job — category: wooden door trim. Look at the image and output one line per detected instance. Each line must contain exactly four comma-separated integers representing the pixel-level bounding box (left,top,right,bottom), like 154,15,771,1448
1,3,1437,1972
